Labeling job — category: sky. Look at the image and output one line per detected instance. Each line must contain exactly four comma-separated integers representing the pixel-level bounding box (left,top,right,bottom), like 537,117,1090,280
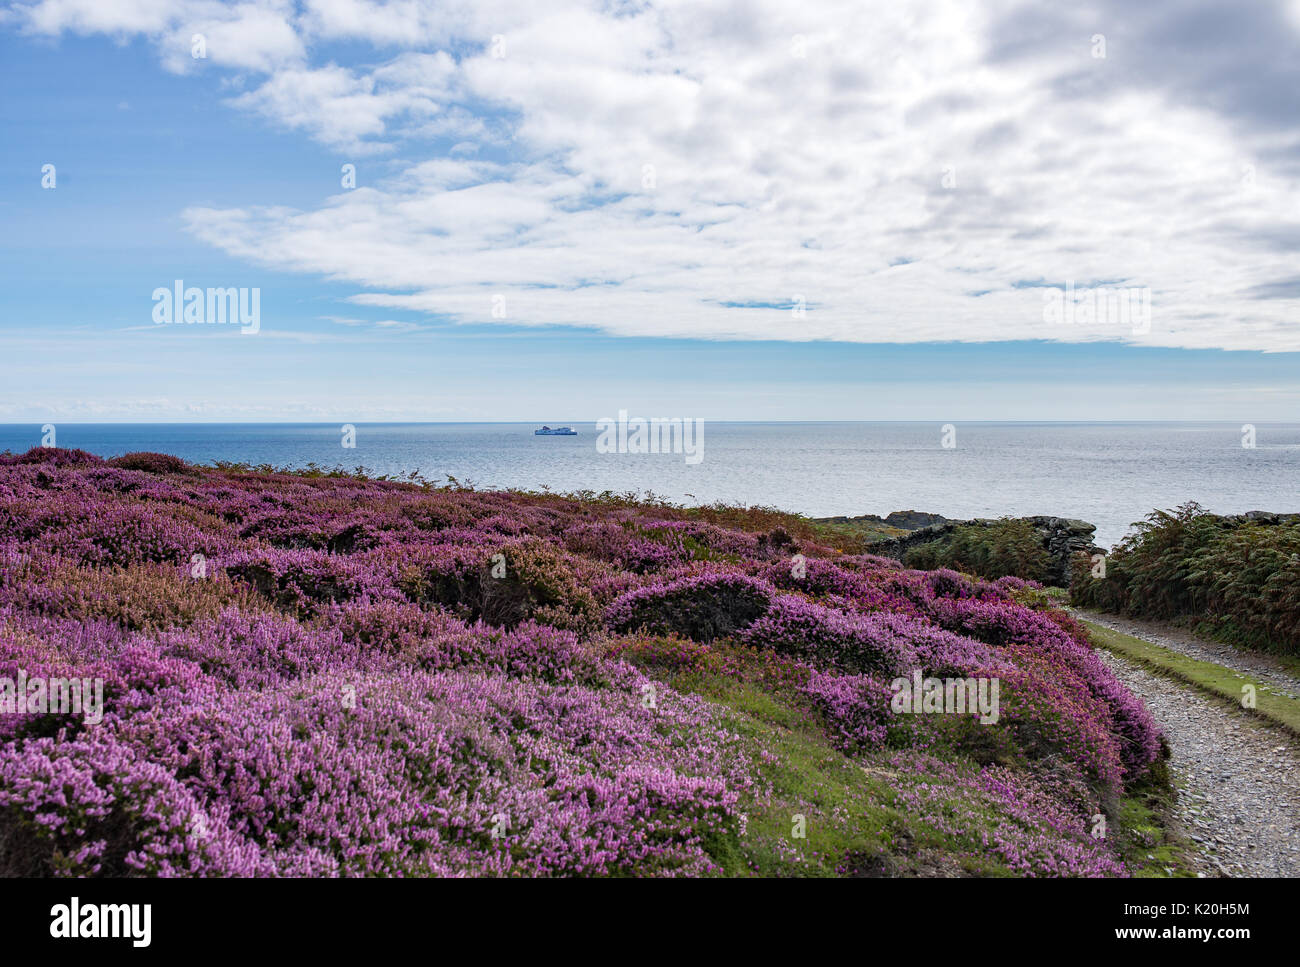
1,0,1298,421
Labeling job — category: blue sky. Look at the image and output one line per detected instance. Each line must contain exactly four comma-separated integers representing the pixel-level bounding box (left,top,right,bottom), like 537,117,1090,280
2,1,1299,421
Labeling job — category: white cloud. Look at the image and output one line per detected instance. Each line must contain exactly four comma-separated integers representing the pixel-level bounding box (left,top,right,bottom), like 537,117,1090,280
230,57,454,152
12,0,305,72
162,3,304,73
299,0,457,46
10,0,1300,349
320,314,426,333
14,0,182,35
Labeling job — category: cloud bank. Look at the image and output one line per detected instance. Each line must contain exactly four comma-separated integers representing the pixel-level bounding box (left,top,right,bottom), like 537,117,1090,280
9,0,1300,350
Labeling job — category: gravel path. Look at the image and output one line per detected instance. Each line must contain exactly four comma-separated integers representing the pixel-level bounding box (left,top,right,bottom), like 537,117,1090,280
1075,609,1300,702
1087,635,1300,877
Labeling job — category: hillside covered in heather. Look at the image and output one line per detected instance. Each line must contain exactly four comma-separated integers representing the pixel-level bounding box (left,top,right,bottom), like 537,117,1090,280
0,447,1170,877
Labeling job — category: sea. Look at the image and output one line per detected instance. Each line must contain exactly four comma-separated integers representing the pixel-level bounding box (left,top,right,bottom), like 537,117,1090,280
2,422,1296,549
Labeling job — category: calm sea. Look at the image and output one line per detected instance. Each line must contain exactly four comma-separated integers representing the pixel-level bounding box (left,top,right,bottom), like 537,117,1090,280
2,422,1296,548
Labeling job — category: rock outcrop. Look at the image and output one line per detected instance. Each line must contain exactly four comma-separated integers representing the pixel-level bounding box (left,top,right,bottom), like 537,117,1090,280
817,509,950,530
867,516,1102,587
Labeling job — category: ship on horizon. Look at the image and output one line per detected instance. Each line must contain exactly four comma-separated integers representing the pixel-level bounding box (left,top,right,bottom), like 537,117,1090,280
534,425,578,436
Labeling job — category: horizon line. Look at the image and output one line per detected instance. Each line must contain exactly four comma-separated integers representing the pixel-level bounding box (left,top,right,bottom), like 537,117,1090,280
0,419,1288,427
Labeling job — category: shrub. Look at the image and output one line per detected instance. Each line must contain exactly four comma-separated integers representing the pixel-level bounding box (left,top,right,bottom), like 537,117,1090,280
224,550,369,615
606,571,773,642
1071,503,1300,655
0,446,103,468
107,452,193,474
798,671,898,751
0,556,269,631
0,732,270,876
738,596,917,673
384,538,598,631
904,519,1052,583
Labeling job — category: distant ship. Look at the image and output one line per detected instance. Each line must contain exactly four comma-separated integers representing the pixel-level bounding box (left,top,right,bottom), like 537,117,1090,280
534,425,578,436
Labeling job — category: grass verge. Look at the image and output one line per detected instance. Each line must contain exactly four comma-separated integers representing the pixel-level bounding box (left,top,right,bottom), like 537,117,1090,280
1081,619,1300,738
628,645,1191,877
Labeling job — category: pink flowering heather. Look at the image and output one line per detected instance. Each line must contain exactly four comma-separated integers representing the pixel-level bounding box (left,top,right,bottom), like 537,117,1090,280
799,671,900,751
738,595,919,673
0,447,1165,877
884,753,1127,878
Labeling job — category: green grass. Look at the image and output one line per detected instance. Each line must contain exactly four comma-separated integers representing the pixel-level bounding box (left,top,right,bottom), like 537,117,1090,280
1082,619,1300,738
691,674,1007,877
642,655,1189,877
1188,617,1300,679
806,518,910,550
1113,786,1198,878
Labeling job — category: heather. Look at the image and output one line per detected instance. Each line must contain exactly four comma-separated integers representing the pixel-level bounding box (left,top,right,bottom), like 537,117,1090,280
0,448,1168,877
1071,502,1300,657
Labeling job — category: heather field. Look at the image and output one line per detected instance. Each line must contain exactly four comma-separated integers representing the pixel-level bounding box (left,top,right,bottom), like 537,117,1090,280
0,446,1171,878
